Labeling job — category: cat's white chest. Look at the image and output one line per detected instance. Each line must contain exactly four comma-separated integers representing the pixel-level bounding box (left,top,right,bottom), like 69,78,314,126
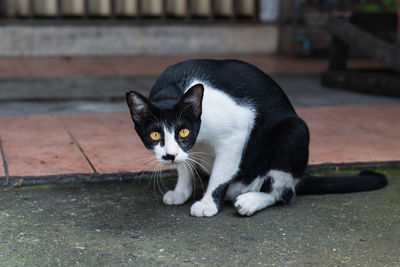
184,81,256,182
195,85,256,149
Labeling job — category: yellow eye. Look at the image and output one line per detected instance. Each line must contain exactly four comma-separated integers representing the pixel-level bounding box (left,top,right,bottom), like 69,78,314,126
179,128,190,138
150,131,161,141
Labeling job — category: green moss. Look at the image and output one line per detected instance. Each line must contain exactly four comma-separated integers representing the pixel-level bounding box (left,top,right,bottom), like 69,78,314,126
309,165,400,178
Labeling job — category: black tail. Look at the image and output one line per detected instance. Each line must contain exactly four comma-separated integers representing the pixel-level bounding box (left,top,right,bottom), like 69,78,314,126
295,170,387,195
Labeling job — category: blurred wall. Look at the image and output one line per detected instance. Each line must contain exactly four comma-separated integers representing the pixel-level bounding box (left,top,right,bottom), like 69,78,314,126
0,24,278,57
0,0,279,57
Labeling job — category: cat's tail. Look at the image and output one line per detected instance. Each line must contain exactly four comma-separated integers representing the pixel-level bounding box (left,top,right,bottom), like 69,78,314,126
295,170,387,195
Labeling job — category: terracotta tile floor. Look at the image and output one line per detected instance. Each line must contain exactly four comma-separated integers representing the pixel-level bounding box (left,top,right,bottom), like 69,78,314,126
60,113,154,174
0,104,399,180
0,115,93,177
298,105,400,165
0,56,385,78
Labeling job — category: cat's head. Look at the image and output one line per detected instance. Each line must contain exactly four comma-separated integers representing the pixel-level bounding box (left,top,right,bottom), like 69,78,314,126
126,84,204,166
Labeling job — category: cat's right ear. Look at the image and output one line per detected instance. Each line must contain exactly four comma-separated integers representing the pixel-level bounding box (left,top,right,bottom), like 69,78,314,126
126,91,151,123
179,84,204,118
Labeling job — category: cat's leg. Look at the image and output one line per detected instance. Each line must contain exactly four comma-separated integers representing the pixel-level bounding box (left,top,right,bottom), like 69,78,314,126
234,116,309,216
234,171,295,216
225,177,264,202
163,163,193,205
225,182,246,202
190,141,244,217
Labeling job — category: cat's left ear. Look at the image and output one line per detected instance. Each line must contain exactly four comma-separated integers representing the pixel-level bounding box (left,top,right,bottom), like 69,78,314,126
179,84,204,118
126,91,151,123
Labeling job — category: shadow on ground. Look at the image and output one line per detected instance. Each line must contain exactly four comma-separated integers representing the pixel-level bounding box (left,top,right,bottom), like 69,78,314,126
0,167,399,266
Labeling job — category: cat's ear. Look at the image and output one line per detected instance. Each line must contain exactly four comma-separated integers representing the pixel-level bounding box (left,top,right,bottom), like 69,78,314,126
179,84,204,118
126,91,151,123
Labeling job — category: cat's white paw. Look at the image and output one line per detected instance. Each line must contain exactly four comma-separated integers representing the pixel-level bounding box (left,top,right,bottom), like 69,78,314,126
234,192,275,216
190,200,218,217
163,190,190,205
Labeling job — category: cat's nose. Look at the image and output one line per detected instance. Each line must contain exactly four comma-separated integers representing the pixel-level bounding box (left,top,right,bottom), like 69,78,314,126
162,154,176,162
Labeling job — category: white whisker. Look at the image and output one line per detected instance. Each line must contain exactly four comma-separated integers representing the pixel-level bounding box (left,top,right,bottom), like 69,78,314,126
183,161,197,200
185,159,205,194
137,159,158,181
187,156,210,174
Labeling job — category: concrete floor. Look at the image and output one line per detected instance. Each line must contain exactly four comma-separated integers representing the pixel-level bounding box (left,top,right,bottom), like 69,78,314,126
0,167,399,266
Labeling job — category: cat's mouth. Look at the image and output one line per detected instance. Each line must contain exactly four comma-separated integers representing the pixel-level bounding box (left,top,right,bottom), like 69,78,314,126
157,155,187,166
161,162,178,167
157,160,180,168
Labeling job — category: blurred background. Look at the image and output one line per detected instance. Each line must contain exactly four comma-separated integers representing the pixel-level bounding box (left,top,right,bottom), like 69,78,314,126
0,0,398,56
0,0,399,115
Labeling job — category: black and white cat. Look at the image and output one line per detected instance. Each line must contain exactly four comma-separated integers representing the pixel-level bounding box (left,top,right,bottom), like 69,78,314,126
126,59,387,217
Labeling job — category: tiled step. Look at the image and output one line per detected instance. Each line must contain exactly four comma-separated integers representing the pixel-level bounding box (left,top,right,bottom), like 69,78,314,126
1,104,399,184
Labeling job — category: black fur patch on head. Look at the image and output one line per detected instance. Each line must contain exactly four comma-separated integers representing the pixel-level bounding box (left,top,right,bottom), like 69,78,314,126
126,86,203,152
126,91,152,123
125,94,164,150
212,182,229,209
179,84,204,119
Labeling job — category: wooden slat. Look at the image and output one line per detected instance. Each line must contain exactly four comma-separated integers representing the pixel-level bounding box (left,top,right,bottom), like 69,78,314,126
185,0,191,20
231,0,237,21
209,0,215,20
0,0,7,18
29,0,35,18
253,0,259,22
161,0,167,19
110,0,116,19
137,0,142,19
83,0,89,18
3,0,261,22
57,0,63,19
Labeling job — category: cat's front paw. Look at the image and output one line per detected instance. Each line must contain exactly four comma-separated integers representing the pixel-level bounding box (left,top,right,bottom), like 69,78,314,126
190,200,218,217
163,190,190,205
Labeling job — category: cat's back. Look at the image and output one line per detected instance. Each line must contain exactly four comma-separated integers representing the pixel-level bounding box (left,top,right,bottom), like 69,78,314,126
149,59,295,116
